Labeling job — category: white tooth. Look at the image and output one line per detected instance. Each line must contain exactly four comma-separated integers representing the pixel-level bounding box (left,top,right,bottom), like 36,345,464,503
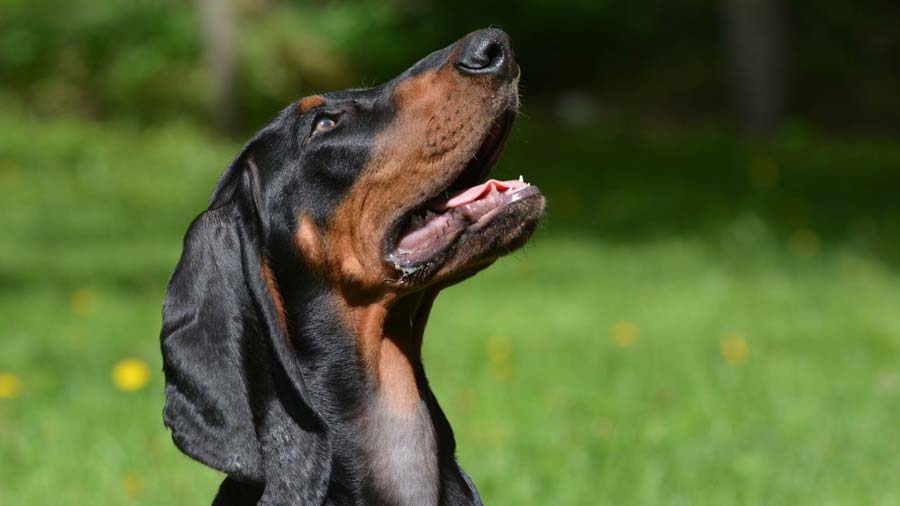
519,175,524,182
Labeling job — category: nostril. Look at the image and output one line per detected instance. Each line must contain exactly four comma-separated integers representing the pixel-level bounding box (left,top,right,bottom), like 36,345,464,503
455,29,513,77
483,42,502,68
457,40,506,73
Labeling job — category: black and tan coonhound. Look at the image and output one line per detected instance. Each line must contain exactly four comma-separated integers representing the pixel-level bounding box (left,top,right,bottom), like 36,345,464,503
160,28,544,506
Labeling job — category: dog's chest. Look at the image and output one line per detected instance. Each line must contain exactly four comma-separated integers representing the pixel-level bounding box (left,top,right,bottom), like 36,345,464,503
357,397,439,506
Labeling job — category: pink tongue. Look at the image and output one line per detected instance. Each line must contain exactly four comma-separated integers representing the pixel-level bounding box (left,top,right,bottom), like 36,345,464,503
433,179,524,210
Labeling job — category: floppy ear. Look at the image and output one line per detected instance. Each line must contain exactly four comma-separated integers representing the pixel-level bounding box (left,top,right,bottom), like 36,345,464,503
161,151,332,499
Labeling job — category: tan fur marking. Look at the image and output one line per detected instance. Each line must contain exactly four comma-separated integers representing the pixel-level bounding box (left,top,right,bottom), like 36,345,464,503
307,58,505,415
260,262,287,330
334,295,426,415
344,302,389,375
298,215,432,417
295,215,325,272
298,95,325,114
377,337,420,414
298,50,511,414
321,64,496,295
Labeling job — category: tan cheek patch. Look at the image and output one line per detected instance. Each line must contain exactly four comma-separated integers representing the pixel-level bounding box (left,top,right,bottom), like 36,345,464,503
298,95,325,114
319,64,493,293
295,216,327,272
321,70,451,289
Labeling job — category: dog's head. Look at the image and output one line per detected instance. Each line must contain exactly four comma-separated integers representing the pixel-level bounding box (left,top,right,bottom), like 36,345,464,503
161,28,542,499
218,27,542,297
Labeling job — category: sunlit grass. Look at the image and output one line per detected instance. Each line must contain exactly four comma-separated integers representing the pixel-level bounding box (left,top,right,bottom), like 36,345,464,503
1,110,899,505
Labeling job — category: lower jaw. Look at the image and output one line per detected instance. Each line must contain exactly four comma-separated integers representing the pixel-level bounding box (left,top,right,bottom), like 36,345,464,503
386,192,544,282
467,185,541,232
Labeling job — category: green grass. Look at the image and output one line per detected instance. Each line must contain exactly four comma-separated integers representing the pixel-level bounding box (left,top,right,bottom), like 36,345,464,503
1,107,899,505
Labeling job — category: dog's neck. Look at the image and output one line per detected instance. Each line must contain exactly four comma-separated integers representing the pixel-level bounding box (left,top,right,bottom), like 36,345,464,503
342,291,441,506
282,276,461,505
347,292,431,410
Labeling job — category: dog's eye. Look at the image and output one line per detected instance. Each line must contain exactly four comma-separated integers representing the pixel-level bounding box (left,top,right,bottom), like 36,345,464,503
312,115,338,136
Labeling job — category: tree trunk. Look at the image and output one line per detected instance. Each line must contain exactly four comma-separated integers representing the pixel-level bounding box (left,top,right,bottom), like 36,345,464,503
197,0,239,133
724,0,786,135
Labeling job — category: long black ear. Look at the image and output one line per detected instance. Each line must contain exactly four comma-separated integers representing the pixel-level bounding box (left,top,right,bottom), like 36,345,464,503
161,151,332,500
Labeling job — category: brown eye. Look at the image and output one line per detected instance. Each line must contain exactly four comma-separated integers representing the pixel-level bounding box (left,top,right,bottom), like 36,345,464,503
313,116,337,135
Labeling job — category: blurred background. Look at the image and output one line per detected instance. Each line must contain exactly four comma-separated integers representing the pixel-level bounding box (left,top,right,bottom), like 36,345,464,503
1,0,899,504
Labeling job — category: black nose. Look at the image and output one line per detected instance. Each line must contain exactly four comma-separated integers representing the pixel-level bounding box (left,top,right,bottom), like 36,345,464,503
455,28,515,79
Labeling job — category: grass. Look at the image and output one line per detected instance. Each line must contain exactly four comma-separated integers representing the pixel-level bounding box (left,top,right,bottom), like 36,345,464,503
1,105,899,505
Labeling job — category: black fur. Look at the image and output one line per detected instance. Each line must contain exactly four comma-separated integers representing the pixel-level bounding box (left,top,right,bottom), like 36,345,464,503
161,29,526,506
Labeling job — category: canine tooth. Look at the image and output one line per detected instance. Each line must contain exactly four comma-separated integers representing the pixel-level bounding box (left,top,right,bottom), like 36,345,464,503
519,175,524,182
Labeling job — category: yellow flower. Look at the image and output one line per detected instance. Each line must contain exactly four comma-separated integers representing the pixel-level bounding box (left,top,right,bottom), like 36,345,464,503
69,288,98,317
0,372,23,399
720,333,749,365
112,359,151,392
121,472,143,497
611,321,638,348
486,336,513,381
486,335,511,364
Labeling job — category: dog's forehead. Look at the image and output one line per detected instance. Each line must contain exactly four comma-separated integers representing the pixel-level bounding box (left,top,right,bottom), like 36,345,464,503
321,84,388,107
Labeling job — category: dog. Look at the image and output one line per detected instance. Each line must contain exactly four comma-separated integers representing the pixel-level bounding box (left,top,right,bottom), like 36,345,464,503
160,28,544,506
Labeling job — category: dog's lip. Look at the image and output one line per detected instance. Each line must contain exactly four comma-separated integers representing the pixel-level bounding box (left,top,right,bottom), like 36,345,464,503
381,110,515,266
386,187,543,282
381,109,533,279
390,180,539,259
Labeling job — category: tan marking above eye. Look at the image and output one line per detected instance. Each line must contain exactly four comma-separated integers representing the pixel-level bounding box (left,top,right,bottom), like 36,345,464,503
298,95,325,114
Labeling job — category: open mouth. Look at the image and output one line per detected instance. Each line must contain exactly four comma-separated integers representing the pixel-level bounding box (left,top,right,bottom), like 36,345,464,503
385,111,542,277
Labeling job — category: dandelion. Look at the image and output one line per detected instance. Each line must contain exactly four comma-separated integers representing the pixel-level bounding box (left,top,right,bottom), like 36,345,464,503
69,288,98,317
611,321,638,348
720,333,749,365
486,335,511,364
121,472,143,497
0,372,22,399
486,336,513,381
112,359,151,392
